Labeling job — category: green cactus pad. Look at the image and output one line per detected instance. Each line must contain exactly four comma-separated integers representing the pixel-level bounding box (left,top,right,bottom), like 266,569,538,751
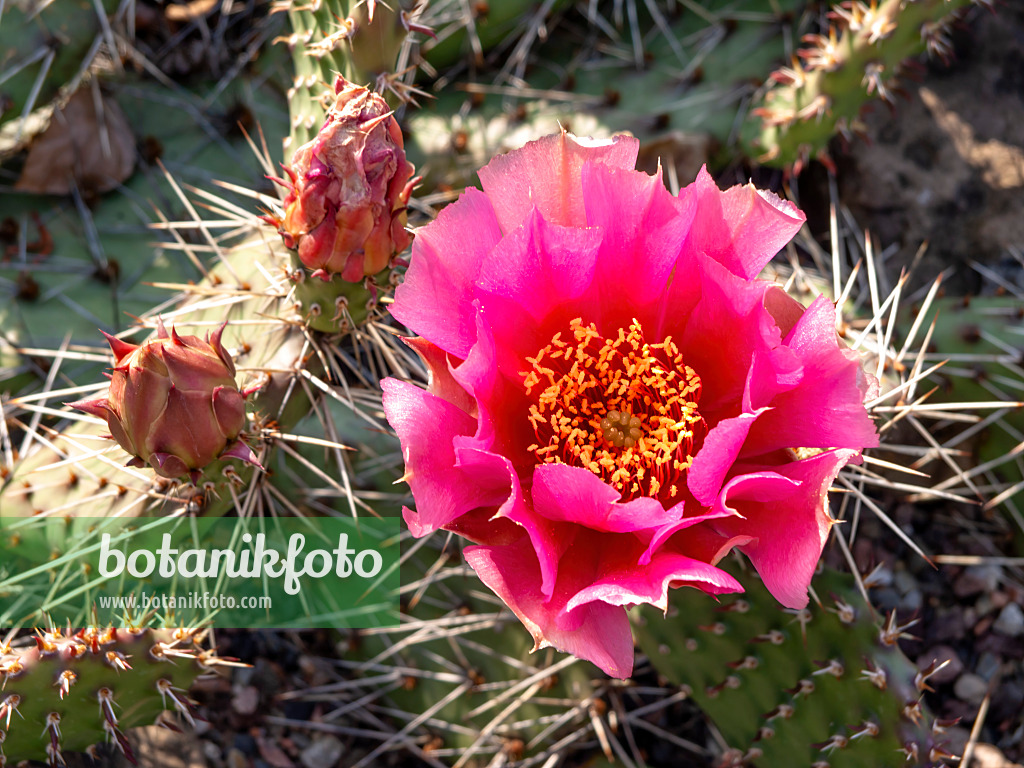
0,625,213,765
634,563,956,766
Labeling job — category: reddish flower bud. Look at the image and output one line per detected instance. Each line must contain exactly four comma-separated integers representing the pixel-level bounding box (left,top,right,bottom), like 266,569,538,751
276,76,415,282
69,321,261,482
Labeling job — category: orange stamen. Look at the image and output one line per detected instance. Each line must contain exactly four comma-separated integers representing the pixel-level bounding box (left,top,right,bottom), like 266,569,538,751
522,318,704,500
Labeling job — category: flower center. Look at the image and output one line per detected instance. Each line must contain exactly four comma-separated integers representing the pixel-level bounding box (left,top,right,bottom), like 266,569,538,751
522,318,705,500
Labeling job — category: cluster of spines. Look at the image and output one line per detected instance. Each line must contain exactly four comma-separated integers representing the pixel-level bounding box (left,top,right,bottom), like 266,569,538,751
0,626,212,766
744,0,986,172
636,566,958,766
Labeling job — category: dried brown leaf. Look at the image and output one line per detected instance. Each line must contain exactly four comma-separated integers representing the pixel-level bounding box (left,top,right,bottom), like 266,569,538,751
14,87,135,196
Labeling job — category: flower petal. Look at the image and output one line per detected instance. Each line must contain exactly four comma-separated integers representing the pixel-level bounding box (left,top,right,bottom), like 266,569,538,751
381,378,507,536
681,166,805,279
710,449,859,608
532,462,681,533
478,130,639,233
464,537,636,678
678,254,775,415
452,307,534,456
390,187,502,358
687,409,767,506
402,337,475,416
580,162,696,332
474,209,603,379
566,547,743,614
743,295,879,455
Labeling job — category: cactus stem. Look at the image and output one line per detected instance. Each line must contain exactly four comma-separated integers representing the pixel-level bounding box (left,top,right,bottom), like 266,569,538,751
102,719,134,762
902,698,924,726
850,720,880,739
914,658,950,692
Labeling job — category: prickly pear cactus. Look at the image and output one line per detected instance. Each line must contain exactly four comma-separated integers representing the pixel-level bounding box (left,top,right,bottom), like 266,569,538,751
634,564,955,767
742,0,986,171
0,625,214,765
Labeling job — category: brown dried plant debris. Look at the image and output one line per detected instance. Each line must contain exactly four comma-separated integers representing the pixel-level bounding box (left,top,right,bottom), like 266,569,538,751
14,87,135,196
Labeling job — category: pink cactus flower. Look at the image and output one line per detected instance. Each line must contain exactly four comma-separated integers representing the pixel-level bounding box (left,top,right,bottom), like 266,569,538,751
69,321,261,483
272,76,416,282
382,131,878,678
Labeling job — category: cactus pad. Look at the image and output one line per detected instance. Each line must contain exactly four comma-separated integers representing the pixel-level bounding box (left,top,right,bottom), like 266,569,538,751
0,625,214,765
635,564,956,766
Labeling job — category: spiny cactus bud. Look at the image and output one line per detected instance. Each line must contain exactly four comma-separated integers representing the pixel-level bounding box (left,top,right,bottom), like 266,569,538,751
68,320,261,483
0,625,217,766
273,75,415,282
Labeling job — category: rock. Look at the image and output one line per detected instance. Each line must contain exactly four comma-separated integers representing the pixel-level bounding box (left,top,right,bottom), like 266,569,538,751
931,606,967,643
954,564,1003,597
900,588,923,612
232,684,261,715
893,568,916,594
954,672,990,705
994,602,1024,637
300,735,344,768
978,652,1002,681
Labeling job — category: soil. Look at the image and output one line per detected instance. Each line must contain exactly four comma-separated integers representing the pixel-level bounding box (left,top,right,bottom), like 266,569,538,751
836,3,1024,297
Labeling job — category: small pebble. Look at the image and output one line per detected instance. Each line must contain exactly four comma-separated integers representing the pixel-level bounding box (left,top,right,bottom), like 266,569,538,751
227,748,249,768
977,652,1002,681
931,606,967,643
300,735,344,768
234,732,258,756
994,602,1024,637
204,741,223,763
868,564,894,588
233,684,261,715
954,564,1003,597
900,588,923,612
893,569,916,595
874,587,900,613
976,594,996,618
954,672,989,705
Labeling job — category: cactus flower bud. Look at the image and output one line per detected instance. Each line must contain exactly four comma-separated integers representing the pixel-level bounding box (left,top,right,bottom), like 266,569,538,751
274,75,416,282
69,321,261,483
